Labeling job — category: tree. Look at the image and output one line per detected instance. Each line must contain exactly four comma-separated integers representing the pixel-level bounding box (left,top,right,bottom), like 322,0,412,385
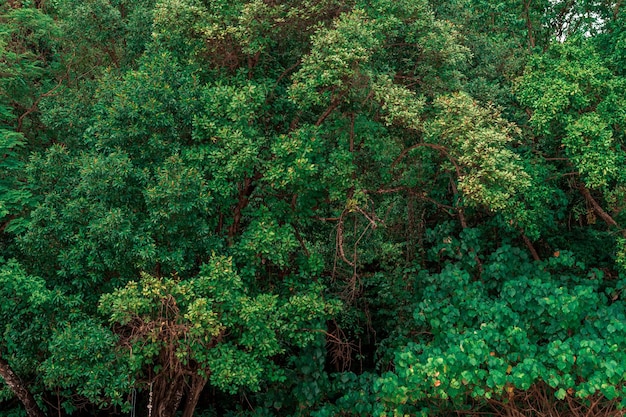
2,0,626,416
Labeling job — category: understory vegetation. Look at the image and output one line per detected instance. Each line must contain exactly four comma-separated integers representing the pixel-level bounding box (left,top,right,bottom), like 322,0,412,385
2,0,626,416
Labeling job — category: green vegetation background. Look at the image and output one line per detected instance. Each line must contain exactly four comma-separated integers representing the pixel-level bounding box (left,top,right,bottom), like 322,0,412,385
1,0,626,416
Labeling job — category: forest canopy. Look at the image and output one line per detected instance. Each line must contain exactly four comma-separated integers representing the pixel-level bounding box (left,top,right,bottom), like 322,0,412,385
2,0,626,416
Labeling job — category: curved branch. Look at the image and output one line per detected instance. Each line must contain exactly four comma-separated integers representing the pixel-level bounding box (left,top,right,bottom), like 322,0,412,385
336,218,355,267
0,356,46,417
16,72,68,132
578,184,626,237
391,142,450,170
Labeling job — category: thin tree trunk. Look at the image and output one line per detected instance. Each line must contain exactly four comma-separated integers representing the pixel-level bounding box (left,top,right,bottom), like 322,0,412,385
0,356,46,417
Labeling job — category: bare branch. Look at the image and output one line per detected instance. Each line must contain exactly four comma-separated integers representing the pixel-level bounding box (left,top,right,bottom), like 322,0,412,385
521,232,540,261
578,184,626,237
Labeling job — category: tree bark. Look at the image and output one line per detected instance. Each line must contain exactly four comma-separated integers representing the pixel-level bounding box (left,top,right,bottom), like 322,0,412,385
524,0,536,49
228,172,262,242
152,374,185,417
0,356,46,417
181,375,207,417
521,232,540,261
578,184,626,237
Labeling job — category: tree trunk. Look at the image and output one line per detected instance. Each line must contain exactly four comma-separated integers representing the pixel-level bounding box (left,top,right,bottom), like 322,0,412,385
0,356,46,417
181,375,207,417
152,374,185,417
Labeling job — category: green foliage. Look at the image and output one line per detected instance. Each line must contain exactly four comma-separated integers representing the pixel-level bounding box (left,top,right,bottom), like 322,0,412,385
0,129,28,226
374,248,626,414
516,34,626,272
97,256,335,394
40,320,132,409
516,38,626,191
2,0,626,416
0,260,69,412
428,93,531,216
0,5,59,234
0,260,57,376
